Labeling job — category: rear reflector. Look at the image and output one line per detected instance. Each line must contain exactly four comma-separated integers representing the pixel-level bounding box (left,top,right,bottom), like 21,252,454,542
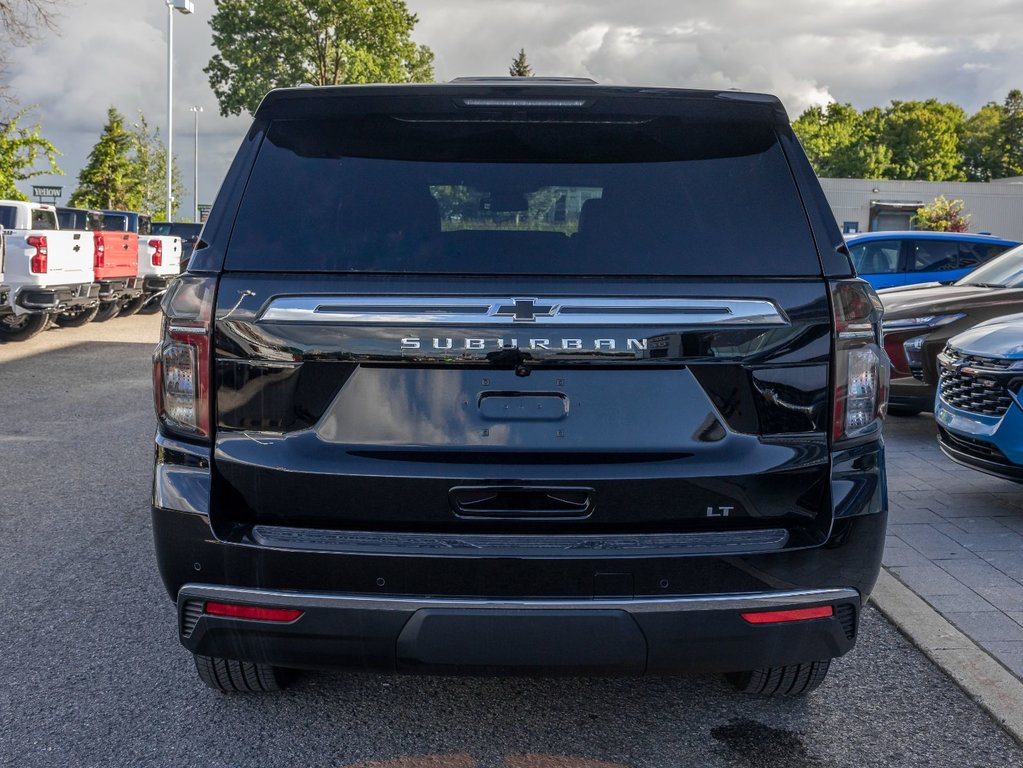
204,602,303,622
740,605,834,624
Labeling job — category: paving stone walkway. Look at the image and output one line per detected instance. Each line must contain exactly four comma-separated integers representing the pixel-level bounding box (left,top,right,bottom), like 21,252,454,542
884,413,1023,680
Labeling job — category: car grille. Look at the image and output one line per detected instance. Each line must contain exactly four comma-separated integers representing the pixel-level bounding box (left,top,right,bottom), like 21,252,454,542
939,348,1016,416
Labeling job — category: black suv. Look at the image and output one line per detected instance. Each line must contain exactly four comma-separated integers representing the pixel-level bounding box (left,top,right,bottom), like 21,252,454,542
152,79,889,696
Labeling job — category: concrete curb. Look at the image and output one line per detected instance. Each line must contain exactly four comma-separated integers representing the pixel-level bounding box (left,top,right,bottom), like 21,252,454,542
870,568,1023,745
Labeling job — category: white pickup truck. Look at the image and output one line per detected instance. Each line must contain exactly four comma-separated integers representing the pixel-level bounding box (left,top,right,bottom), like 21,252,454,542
101,210,181,313
0,200,100,342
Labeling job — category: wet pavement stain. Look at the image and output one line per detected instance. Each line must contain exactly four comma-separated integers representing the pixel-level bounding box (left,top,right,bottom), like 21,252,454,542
711,719,833,768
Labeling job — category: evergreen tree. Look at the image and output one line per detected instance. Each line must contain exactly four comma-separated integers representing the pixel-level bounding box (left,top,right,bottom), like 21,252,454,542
509,48,533,77
131,112,183,220
1002,89,1023,177
70,107,138,210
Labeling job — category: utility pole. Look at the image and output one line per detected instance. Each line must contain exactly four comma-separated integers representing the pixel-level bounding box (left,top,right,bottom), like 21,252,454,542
165,0,195,221
190,106,203,222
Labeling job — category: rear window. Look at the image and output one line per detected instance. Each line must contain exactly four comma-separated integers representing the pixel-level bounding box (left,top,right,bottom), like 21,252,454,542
226,116,821,276
31,208,57,230
0,205,16,230
849,240,901,274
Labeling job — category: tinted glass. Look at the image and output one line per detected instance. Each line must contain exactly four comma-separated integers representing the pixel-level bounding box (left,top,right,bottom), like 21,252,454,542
138,216,152,236
849,240,901,274
103,214,129,231
0,205,16,230
227,117,821,275
30,208,57,230
57,209,82,229
956,244,1023,287
912,240,959,272
151,222,173,235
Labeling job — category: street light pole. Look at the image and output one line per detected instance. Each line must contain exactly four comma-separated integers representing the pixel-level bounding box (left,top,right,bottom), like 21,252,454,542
190,106,203,222
165,0,195,222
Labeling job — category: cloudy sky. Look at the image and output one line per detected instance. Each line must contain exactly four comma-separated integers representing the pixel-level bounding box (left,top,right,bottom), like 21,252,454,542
5,0,1023,216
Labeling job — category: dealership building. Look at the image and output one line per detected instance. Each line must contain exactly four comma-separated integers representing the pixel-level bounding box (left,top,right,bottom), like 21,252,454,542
820,177,1023,240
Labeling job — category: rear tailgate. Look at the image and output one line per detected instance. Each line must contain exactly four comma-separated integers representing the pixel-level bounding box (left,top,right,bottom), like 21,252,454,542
212,275,832,543
94,230,138,281
207,89,838,549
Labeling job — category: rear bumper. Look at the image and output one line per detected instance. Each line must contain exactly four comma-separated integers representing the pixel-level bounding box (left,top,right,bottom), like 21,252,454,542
97,277,143,301
15,283,100,312
177,583,860,675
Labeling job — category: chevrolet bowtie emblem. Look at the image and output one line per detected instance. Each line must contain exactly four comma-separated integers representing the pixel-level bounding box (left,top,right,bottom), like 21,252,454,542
493,298,558,322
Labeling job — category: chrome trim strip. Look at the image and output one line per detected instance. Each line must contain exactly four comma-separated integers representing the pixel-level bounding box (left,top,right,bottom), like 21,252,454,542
258,296,789,327
179,584,859,614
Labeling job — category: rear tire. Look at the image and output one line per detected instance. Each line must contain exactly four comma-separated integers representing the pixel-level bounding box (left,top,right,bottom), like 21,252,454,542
54,305,100,327
118,296,147,317
0,312,49,342
725,659,831,697
192,654,290,693
92,301,122,323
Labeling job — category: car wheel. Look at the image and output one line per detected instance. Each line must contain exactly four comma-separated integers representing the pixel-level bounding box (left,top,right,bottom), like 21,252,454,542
118,296,147,317
0,312,50,342
725,659,831,696
192,654,291,693
54,305,100,327
93,301,123,323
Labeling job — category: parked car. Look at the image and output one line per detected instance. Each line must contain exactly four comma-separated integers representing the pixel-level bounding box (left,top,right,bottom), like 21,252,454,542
0,200,99,342
101,210,181,315
153,221,202,270
55,207,143,324
936,313,1023,481
847,231,1019,290
880,244,1023,415
152,80,889,696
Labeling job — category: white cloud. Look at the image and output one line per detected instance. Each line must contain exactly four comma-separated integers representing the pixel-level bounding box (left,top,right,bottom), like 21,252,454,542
3,0,1023,208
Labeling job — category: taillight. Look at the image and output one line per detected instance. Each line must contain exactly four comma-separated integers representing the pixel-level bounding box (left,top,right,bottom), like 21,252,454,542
741,605,834,624
150,239,163,267
831,280,889,444
154,276,215,439
204,602,303,622
28,235,48,273
94,232,106,269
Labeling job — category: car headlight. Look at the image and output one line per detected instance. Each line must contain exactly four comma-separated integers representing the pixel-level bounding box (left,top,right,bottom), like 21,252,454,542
882,313,966,332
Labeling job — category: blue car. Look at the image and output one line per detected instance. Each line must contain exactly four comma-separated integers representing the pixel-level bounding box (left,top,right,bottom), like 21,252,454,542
847,231,1019,290
936,313,1023,481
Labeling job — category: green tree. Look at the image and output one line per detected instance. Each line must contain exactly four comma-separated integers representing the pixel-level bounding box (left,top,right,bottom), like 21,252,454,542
0,106,62,198
509,48,533,77
881,99,966,181
205,0,435,117
912,195,970,232
70,107,138,210
131,112,183,220
792,102,891,178
1002,89,1023,177
960,102,1005,181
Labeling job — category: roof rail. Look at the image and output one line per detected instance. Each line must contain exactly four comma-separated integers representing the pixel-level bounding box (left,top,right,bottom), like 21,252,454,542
449,76,598,84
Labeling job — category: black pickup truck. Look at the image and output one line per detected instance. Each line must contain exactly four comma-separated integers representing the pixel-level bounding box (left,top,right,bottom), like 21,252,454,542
152,79,889,696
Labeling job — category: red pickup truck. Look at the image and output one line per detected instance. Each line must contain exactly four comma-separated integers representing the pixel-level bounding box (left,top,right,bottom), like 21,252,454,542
55,207,144,324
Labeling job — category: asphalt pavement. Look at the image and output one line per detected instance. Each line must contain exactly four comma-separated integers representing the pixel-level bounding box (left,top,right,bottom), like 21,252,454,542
1,316,1022,768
